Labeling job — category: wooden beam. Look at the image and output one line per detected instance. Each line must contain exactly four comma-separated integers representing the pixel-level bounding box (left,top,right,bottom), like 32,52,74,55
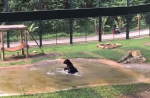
24,30,28,58
20,30,24,55
0,31,4,61
0,25,27,31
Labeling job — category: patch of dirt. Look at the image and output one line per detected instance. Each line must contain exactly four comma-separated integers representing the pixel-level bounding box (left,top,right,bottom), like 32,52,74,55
0,52,62,64
99,59,121,68
145,42,150,46
121,86,150,98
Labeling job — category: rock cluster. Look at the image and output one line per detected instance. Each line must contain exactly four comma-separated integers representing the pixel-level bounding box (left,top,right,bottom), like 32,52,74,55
117,50,147,64
97,43,122,49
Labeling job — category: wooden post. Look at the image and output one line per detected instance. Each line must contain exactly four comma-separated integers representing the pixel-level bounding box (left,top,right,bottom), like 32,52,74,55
0,31,4,61
24,30,28,58
20,30,24,55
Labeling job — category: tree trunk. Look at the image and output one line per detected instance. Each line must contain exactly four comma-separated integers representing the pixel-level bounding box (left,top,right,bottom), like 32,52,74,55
117,51,132,63
94,19,98,35
28,34,31,41
137,14,141,30
95,23,98,35
101,18,104,35
118,17,122,29
0,32,5,43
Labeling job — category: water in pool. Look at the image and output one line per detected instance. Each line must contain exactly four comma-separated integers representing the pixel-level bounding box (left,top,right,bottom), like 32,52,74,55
0,59,150,94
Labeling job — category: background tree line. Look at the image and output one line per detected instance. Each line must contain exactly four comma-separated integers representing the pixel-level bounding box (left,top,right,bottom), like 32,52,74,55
0,0,150,41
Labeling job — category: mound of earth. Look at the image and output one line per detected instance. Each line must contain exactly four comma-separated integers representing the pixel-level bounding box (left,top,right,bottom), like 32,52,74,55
118,50,147,64
97,43,122,49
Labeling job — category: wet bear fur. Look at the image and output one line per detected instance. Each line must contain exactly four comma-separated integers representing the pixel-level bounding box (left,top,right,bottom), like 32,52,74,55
63,59,78,74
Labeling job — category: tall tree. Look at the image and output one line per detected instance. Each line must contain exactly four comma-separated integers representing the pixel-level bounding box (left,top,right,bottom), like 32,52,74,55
0,1,5,12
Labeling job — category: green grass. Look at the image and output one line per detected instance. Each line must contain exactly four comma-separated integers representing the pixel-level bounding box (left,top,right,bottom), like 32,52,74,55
1,36,150,66
1,83,149,98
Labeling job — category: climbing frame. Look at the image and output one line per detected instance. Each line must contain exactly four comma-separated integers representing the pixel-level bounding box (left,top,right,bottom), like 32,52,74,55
0,25,29,61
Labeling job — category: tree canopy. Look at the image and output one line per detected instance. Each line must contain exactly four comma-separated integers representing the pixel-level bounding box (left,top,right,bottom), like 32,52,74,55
0,0,150,12
0,0,150,39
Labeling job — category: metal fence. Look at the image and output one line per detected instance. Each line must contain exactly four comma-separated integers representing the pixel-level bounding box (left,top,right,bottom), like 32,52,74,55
1,0,150,47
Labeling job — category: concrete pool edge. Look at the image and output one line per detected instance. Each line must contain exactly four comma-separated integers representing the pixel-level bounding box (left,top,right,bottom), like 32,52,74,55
0,58,122,69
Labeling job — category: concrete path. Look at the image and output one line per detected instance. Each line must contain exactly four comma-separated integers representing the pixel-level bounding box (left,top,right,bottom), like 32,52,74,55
4,29,150,47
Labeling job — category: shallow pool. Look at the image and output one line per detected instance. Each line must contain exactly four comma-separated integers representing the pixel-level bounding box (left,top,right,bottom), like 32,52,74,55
0,59,150,94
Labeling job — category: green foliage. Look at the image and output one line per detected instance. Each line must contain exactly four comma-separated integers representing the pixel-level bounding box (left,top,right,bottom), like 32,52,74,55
9,0,38,11
114,19,119,27
0,0,149,39
0,1,5,12
103,17,110,28
28,23,38,32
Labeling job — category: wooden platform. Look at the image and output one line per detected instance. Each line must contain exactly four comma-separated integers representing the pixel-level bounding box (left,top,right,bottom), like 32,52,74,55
0,25,28,61
0,25,27,31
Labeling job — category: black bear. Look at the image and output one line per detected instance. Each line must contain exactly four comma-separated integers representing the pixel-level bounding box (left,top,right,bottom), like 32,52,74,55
63,59,78,74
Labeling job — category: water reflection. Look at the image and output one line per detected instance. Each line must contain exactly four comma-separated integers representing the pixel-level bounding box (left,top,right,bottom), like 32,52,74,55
0,59,150,94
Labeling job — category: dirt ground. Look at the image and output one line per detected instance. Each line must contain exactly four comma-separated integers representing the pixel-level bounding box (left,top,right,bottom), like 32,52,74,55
145,43,150,46
0,52,62,64
0,53,150,98
122,89,150,98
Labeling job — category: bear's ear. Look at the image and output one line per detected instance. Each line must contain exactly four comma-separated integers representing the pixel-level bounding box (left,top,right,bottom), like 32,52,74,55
66,59,70,62
63,59,70,64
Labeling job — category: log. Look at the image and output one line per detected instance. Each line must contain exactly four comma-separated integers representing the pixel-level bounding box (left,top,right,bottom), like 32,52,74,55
115,43,122,47
97,45,105,49
97,43,122,49
131,50,142,57
118,50,147,64
117,51,132,63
